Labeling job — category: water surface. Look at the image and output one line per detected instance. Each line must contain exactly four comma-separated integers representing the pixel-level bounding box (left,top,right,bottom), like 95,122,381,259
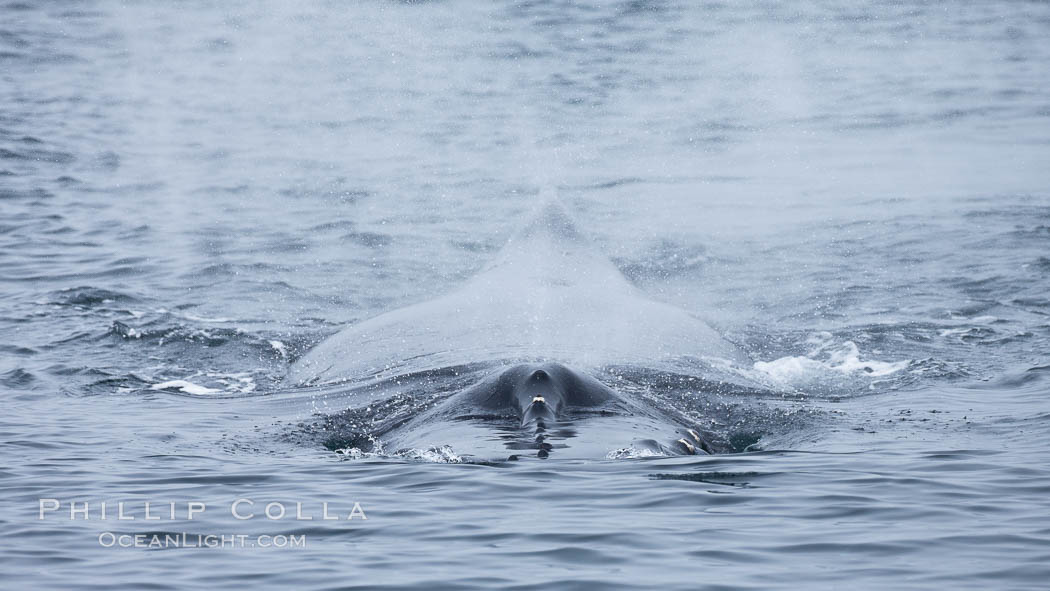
2,1,1050,589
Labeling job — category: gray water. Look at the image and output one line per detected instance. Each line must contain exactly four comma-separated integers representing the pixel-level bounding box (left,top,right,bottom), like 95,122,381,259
3,1,1050,589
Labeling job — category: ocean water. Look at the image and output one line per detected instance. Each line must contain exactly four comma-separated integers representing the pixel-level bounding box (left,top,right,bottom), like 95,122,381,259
2,0,1050,589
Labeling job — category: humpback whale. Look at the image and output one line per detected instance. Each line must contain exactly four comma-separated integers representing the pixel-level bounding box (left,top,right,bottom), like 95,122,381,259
288,201,752,459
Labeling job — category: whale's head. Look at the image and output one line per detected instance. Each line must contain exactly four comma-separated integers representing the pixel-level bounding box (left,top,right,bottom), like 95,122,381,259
515,368,564,426
365,360,728,459
474,362,616,427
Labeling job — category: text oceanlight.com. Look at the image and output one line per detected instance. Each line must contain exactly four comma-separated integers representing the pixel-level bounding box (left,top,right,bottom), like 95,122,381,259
98,532,307,549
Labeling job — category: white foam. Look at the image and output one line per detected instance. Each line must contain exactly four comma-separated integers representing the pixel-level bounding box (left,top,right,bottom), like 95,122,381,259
269,340,288,358
150,380,220,395
752,340,909,386
181,313,234,323
334,447,369,459
157,308,234,323
334,443,463,463
204,372,257,393
396,445,463,463
606,446,663,460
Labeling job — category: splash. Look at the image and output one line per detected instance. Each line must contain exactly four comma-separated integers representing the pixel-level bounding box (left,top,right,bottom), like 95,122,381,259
752,335,909,388
150,372,258,396
334,442,464,463
150,379,220,396
606,446,664,460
